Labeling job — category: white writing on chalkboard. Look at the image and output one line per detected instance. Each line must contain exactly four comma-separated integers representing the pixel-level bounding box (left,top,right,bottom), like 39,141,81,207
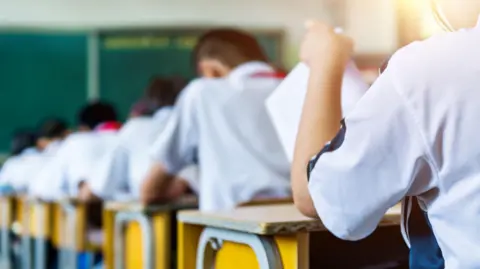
103,36,199,50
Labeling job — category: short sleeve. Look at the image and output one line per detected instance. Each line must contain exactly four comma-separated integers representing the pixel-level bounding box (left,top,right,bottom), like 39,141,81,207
150,79,203,174
307,68,433,241
89,142,129,199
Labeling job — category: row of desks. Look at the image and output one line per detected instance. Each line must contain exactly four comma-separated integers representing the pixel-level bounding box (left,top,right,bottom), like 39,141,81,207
0,195,403,269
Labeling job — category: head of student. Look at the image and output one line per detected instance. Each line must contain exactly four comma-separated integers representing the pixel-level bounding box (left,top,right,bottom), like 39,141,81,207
193,28,268,78
36,118,70,150
77,101,118,131
434,0,480,30
10,129,37,156
129,77,185,118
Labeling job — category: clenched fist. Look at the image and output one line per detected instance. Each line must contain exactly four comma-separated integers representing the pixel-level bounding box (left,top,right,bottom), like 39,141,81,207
300,20,354,71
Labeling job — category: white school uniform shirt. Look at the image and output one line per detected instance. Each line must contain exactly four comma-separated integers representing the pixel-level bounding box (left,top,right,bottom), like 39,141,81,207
88,108,199,200
0,142,61,193
307,19,480,269
151,62,291,211
29,131,118,200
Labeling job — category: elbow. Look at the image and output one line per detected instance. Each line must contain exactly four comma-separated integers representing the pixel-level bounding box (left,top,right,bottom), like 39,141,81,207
291,171,318,219
140,177,166,204
140,193,158,205
295,201,318,219
293,193,370,241
293,193,318,219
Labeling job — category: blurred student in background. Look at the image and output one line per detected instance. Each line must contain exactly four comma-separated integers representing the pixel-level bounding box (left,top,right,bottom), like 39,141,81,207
9,129,38,156
0,129,38,194
141,28,291,210
29,101,120,200
78,77,198,202
0,118,69,193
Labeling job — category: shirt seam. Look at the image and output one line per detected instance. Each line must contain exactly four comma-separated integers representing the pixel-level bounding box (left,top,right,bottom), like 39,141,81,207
390,73,441,187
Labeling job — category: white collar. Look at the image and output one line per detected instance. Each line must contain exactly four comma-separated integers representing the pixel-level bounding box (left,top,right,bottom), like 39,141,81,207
153,106,173,122
21,147,39,156
44,140,62,155
227,61,274,89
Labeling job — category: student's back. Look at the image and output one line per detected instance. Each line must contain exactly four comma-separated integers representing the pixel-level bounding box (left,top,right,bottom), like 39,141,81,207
85,78,191,200
388,26,480,267
55,131,118,196
89,108,172,199
152,66,290,210
145,29,291,210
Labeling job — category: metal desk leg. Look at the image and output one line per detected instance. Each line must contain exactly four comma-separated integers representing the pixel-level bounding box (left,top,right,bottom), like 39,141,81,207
114,212,154,269
59,203,78,269
33,204,47,269
196,227,283,269
21,202,32,269
0,200,12,269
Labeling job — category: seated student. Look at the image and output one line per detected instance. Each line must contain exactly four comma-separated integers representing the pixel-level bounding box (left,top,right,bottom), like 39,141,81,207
0,129,37,193
141,29,291,211
292,15,480,267
78,77,198,201
0,119,69,193
29,101,120,200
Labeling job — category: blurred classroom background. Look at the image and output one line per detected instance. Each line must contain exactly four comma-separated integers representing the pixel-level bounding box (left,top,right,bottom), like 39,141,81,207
0,0,454,158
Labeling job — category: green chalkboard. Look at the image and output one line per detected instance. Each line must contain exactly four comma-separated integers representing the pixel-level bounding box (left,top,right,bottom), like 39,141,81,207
0,32,87,153
98,29,283,119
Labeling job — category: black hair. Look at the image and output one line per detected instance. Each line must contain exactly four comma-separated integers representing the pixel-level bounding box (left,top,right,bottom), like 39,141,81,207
37,118,69,140
10,129,37,156
77,101,118,130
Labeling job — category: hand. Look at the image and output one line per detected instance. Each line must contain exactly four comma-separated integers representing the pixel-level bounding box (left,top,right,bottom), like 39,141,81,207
300,20,354,71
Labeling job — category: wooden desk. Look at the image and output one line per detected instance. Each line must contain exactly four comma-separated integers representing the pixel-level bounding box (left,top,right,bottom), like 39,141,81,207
103,195,197,269
177,204,402,269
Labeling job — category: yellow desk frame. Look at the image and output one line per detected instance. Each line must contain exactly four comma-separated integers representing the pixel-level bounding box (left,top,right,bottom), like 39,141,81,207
103,196,197,269
55,199,102,269
0,195,16,269
177,204,402,269
19,197,56,269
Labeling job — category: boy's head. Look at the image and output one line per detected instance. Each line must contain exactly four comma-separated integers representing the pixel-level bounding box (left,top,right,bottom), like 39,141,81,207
193,28,268,78
77,101,118,131
10,129,37,156
36,118,70,150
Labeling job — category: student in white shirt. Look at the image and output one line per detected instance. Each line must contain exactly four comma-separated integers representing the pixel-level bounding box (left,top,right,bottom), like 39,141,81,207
141,29,291,211
292,9,480,268
0,129,37,193
29,102,120,200
0,119,69,193
78,77,198,201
